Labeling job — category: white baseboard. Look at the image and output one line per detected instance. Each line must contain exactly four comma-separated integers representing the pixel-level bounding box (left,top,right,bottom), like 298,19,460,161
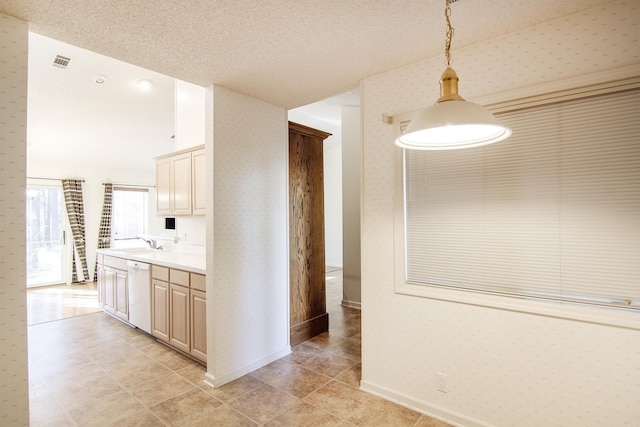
204,345,291,388
341,299,361,310
360,380,490,427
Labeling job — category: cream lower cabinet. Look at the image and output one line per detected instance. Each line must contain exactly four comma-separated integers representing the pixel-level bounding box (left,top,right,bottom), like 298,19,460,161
151,264,206,363
152,277,170,342
99,255,128,322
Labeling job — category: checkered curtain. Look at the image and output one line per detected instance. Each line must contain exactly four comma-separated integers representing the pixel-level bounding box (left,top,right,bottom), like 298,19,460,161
62,179,89,283
94,183,113,280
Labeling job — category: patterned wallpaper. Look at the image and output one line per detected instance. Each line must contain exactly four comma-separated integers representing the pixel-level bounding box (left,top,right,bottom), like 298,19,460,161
360,1,640,426
207,86,290,385
0,13,29,427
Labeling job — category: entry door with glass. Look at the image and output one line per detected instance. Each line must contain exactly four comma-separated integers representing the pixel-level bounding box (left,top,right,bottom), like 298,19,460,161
26,182,67,287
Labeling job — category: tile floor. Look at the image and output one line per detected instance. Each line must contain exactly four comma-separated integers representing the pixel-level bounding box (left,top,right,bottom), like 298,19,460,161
28,269,451,426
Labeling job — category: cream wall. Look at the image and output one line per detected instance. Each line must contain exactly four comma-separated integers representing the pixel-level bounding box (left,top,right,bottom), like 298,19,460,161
0,13,29,426
323,138,343,268
360,1,640,426
205,85,290,386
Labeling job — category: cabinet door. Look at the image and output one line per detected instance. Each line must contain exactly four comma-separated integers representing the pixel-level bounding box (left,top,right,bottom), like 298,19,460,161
104,267,116,314
192,149,206,216
152,279,169,342
169,283,190,353
97,263,105,307
190,289,207,363
156,157,172,215
172,153,193,215
115,270,128,320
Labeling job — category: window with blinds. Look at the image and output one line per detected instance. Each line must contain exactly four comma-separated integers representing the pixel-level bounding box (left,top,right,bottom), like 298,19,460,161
402,89,639,312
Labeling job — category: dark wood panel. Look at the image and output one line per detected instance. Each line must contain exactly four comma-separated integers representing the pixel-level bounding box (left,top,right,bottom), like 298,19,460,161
289,122,331,343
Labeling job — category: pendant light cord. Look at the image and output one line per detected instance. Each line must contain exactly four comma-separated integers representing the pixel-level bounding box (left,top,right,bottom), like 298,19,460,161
444,0,455,67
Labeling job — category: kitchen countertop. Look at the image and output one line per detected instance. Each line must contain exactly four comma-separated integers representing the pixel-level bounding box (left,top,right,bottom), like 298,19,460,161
98,248,206,275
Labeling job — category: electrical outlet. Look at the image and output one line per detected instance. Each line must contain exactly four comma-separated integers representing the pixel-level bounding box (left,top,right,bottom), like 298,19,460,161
436,373,448,393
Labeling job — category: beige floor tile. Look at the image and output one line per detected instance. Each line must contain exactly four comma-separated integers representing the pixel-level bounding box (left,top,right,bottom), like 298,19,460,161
176,404,257,427
204,374,264,402
283,342,325,365
266,363,332,398
304,380,372,420
334,362,362,389
347,395,422,427
250,359,299,383
227,384,299,424
106,409,165,426
67,389,146,427
303,331,346,350
302,351,359,378
129,372,198,408
150,388,223,425
175,363,208,387
330,338,362,361
138,340,194,371
264,401,342,427
415,414,455,427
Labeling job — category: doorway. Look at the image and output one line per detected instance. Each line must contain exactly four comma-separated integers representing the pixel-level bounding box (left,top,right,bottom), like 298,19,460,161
26,181,67,287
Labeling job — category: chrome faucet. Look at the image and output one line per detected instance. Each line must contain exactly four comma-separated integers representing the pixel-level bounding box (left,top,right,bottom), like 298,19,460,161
137,236,161,250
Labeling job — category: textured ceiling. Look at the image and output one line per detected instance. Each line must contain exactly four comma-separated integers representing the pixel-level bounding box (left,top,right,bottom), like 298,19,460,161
0,0,613,109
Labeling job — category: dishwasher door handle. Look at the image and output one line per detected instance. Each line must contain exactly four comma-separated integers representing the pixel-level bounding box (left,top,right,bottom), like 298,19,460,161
127,260,150,270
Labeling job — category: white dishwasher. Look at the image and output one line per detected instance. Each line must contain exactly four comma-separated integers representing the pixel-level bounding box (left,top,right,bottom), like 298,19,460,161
127,260,151,334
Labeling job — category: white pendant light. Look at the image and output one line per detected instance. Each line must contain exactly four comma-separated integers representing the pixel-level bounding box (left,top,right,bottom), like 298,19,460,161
395,0,511,150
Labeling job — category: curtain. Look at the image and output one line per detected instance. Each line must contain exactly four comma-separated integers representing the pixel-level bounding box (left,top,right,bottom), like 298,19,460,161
94,183,113,280
62,179,89,283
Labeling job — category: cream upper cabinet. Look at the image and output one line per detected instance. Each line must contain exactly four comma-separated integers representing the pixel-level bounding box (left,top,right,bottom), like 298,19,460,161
172,152,193,215
156,158,172,215
191,148,206,216
155,145,205,216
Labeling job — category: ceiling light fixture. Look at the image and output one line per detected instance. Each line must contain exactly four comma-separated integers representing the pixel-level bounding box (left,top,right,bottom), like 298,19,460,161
395,0,511,150
137,79,153,90
94,75,107,84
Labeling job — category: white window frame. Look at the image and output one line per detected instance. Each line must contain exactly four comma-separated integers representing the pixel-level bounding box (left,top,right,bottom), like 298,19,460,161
111,186,149,241
393,67,640,330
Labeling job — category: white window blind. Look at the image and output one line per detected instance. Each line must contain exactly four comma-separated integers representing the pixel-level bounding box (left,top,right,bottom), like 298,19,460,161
404,89,640,311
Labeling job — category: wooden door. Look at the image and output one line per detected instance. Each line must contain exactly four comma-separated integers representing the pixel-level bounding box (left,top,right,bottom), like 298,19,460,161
289,122,331,345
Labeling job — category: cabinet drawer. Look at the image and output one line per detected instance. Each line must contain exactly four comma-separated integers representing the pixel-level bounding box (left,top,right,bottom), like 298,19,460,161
170,269,190,287
152,265,169,281
103,256,128,271
191,273,206,291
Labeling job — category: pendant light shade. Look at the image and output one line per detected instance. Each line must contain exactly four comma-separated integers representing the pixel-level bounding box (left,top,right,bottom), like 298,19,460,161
395,2,511,150
395,98,512,150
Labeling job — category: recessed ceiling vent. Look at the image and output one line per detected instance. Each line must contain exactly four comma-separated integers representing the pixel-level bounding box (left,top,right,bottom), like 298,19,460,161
52,55,71,69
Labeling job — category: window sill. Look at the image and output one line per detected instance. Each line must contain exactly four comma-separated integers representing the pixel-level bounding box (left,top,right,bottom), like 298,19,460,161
395,280,640,331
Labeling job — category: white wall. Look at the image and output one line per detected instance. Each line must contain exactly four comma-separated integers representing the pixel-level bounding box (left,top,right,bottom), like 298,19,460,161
323,138,343,268
205,85,290,386
0,13,29,426
360,2,640,426
341,106,361,307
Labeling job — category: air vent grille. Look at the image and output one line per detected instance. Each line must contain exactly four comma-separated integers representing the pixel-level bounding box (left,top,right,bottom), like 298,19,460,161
53,55,71,68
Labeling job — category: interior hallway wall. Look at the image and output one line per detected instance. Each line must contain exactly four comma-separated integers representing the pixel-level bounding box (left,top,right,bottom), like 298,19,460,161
205,85,290,386
0,13,29,426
